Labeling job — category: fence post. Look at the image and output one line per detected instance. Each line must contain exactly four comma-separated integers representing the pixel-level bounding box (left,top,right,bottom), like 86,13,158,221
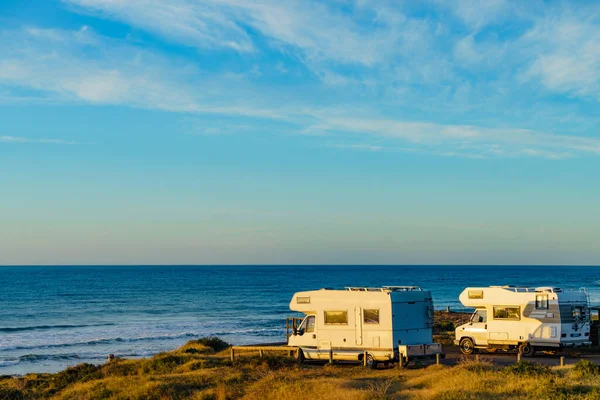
363,351,368,367
329,349,333,364
230,348,235,362
517,353,521,362
446,306,451,312
560,356,565,367
436,354,440,365
475,354,480,362
259,349,264,358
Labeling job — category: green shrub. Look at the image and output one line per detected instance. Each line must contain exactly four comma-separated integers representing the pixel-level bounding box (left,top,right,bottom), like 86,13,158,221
142,354,190,374
571,359,600,378
0,388,25,400
504,360,552,377
192,337,231,352
52,363,102,389
435,320,455,332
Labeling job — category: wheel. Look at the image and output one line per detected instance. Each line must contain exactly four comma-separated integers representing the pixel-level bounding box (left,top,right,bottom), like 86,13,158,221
296,349,305,364
366,353,378,369
518,342,535,357
459,338,475,355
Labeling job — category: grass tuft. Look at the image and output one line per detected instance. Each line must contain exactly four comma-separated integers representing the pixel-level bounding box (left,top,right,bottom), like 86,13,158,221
504,360,552,377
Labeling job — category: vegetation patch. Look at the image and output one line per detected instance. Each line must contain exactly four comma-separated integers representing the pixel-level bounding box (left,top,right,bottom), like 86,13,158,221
571,359,600,379
504,360,552,377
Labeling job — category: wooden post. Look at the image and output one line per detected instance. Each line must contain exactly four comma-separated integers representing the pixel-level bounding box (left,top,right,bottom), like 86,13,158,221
363,351,368,367
259,349,264,358
436,354,440,365
329,349,333,364
475,354,480,362
446,306,451,312
230,348,235,362
560,356,565,367
517,353,521,362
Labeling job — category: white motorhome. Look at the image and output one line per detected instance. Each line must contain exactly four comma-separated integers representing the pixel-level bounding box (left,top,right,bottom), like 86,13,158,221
455,286,591,356
287,286,442,368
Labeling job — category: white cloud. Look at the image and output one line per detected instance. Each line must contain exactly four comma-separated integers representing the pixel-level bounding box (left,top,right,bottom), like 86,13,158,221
0,26,288,119
522,16,600,99
307,113,600,158
0,136,79,144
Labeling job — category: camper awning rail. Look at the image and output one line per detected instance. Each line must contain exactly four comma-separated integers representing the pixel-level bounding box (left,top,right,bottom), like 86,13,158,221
489,286,586,294
345,286,423,292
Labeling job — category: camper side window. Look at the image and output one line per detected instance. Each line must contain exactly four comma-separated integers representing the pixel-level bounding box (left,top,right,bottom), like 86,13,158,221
305,315,315,332
493,306,520,320
535,295,549,310
363,309,379,324
324,311,348,324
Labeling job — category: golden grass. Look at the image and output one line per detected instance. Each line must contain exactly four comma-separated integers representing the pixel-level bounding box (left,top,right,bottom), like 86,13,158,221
3,340,600,400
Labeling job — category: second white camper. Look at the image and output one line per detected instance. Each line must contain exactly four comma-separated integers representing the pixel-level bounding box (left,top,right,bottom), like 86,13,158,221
455,285,591,356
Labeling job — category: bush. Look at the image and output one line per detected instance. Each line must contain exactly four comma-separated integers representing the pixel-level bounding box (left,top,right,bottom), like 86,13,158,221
504,360,552,377
142,354,190,374
435,320,455,332
571,359,600,378
52,363,102,389
191,337,231,353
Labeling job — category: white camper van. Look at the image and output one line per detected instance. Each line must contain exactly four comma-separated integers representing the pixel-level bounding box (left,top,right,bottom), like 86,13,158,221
455,286,591,356
287,286,442,368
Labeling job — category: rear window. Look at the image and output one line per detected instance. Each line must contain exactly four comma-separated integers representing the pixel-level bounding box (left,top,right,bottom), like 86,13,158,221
363,309,379,324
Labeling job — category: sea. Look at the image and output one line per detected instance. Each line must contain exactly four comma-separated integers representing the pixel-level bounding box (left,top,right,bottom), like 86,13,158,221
1,265,599,375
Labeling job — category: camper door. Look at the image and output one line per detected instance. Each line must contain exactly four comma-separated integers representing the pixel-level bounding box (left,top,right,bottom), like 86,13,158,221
294,315,319,359
464,308,488,345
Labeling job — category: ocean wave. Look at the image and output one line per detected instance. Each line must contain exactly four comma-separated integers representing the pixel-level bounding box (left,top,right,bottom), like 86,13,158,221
0,323,115,333
0,332,202,352
19,353,83,362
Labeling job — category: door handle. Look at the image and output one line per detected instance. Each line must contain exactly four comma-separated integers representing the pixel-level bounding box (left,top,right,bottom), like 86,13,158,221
312,334,316,339
485,324,487,329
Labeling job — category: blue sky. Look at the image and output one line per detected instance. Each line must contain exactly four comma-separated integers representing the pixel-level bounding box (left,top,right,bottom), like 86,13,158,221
1,0,599,265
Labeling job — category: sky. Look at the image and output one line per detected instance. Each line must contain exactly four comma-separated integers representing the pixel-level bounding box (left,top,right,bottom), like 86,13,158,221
1,0,599,265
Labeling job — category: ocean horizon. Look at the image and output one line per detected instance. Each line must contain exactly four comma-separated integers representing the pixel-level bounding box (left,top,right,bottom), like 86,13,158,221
2,264,600,375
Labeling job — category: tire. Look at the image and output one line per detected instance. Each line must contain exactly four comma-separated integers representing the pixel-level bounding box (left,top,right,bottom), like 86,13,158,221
366,353,378,369
459,338,475,355
296,349,305,364
518,342,535,357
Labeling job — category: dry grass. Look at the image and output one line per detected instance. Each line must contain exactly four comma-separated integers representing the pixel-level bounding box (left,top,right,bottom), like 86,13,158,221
3,340,600,399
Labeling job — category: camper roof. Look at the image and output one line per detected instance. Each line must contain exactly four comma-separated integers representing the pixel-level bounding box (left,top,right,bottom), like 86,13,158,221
344,286,422,292
487,286,563,293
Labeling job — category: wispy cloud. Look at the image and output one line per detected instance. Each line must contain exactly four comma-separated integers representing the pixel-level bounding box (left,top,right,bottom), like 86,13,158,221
2,2,600,160
308,114,600,158
0,136,79,145
0,26,287,120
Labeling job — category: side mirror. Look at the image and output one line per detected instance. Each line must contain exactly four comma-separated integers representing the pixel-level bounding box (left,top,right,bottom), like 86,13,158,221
293,327,298,336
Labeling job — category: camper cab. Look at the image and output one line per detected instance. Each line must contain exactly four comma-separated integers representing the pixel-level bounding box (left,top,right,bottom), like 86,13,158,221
455,286,591,356
287,286,442,367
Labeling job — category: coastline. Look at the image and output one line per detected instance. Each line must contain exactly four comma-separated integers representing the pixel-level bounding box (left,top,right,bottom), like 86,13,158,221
3,332,600,399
